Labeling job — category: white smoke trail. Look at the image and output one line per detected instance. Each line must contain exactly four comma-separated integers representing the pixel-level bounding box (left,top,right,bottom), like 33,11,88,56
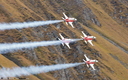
0,63,84,78
0,40,62,54
0,20,63,30
0,39,82,54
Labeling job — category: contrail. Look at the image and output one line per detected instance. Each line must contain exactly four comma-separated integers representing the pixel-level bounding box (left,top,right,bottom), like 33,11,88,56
0,63,84,78
0,39,82,54
0,20,63,30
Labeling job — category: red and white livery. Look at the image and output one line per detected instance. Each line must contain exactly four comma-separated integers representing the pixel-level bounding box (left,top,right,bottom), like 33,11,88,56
62,12,77,28
58,33,73,49
83,54,98,70
81,31,96,46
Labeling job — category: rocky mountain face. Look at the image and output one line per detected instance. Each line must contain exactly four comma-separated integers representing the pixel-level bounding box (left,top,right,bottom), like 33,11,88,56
0,0,128,80
94,0,128,27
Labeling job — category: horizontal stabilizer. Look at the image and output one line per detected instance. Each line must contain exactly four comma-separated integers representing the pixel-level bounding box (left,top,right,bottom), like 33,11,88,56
83,59,89,68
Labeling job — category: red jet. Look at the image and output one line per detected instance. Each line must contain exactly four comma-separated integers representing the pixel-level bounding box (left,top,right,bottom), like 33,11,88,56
81,31,96,46
83,54,98,70
62,12,77,28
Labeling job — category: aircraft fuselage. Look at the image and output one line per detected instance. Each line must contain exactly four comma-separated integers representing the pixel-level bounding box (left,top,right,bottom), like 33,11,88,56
64,18,76,22
62,39,71,43
83,36,94,41
86,60,95,64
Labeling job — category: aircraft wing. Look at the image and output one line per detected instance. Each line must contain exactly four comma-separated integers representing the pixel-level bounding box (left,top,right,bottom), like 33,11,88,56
81,31,87,37
63,12,68,19
69,22,75,28
65,22,68,25
59,33,64,39
84,54,90,61
88,40,94,46
90,64,95,70
65,43,71,49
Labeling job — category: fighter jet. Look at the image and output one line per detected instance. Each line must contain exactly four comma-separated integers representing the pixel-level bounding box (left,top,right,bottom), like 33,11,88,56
58,33,73,49
62,12,77,28
83,54,98,70
81,31,96,46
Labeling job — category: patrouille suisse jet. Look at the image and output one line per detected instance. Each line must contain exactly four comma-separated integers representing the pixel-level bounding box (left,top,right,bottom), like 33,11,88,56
81,31,96,46
62,12,77,28
83,54,98,70
58,33,74,49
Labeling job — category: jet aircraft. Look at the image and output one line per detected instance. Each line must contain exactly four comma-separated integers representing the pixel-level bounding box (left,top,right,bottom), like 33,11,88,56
83,54,98,70
58,33,74,49
81,31,96,46
62,12,77,28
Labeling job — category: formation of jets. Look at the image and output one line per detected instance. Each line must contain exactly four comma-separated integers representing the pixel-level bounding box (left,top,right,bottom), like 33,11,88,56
60,13,96,47
60,12,98,70
0,11,98,80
